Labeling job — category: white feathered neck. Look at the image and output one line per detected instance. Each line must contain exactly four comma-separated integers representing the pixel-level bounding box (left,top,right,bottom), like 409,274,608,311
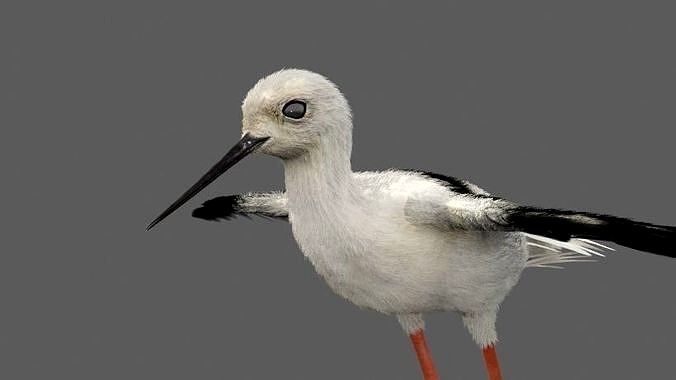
282,118,363,215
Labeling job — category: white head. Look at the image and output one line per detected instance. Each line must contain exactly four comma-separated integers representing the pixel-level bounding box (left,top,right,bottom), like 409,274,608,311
147,69,352,230
241,69,352,159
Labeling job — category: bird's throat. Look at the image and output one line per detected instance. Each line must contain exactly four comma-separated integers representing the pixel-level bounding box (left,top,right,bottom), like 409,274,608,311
283,151,354,210
282,135,357,215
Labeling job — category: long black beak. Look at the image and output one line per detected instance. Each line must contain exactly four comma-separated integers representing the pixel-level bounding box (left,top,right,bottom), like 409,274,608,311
146,133,270,231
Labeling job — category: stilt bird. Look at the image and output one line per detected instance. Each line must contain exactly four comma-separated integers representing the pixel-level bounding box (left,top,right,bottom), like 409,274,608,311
148,69,675,380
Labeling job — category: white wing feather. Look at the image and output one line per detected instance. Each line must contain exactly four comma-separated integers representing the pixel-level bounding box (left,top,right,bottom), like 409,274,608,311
525,233,615,268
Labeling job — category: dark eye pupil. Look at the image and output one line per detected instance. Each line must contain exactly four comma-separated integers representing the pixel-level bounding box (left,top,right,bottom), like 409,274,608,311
282,100,306,119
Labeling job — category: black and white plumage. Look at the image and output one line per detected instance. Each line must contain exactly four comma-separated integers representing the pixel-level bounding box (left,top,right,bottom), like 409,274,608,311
194,170,674,261
148,69,675,380
193,193,288,221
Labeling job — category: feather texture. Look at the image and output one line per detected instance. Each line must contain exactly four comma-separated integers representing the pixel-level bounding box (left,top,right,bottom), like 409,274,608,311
193,192,288,221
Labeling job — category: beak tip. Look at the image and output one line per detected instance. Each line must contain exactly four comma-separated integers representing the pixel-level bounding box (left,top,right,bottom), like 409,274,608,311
146,218,161,231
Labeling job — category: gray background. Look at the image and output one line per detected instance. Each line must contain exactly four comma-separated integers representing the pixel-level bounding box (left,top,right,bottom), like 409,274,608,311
2,1,674,379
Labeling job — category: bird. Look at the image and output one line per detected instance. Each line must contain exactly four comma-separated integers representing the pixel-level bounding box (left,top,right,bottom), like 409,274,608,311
147,69,675,380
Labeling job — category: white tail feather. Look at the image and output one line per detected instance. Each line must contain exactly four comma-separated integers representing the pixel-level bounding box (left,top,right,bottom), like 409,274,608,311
524,233,614,268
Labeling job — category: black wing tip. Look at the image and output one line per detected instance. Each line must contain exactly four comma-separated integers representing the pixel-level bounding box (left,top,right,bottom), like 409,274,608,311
192,195,242,221
508,206,676,259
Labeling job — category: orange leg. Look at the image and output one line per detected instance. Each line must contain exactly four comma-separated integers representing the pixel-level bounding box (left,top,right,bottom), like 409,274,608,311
482,344,503,380
409,329,440,380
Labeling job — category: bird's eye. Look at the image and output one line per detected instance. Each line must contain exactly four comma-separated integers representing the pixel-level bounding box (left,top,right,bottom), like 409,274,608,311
282,100,306,119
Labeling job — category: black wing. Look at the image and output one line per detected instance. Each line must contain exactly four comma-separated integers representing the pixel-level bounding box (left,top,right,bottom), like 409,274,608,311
504,206,676,258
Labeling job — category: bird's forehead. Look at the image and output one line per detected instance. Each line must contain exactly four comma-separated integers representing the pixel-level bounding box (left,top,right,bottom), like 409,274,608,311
242,69,332,114
242,69,335,113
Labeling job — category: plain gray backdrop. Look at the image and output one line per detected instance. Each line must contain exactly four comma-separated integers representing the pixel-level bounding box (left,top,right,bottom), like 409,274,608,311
2,1,674,379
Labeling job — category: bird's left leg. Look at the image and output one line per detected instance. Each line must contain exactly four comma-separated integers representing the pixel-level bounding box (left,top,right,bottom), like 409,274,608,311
397,314,439,380
463,310,503,380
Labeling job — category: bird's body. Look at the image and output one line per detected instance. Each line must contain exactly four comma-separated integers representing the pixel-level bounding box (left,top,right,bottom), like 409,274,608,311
149,69,675,380
288,170,527,320
193,167,611,345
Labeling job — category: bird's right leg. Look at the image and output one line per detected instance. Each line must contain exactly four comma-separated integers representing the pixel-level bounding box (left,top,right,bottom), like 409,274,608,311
463,310,503,380
397,314,439,380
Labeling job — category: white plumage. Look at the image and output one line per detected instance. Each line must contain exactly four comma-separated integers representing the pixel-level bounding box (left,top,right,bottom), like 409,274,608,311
210,170,611,346
149,68,674,380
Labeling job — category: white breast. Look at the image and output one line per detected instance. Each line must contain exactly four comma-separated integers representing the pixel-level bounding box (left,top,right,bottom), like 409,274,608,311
287,171,529,315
